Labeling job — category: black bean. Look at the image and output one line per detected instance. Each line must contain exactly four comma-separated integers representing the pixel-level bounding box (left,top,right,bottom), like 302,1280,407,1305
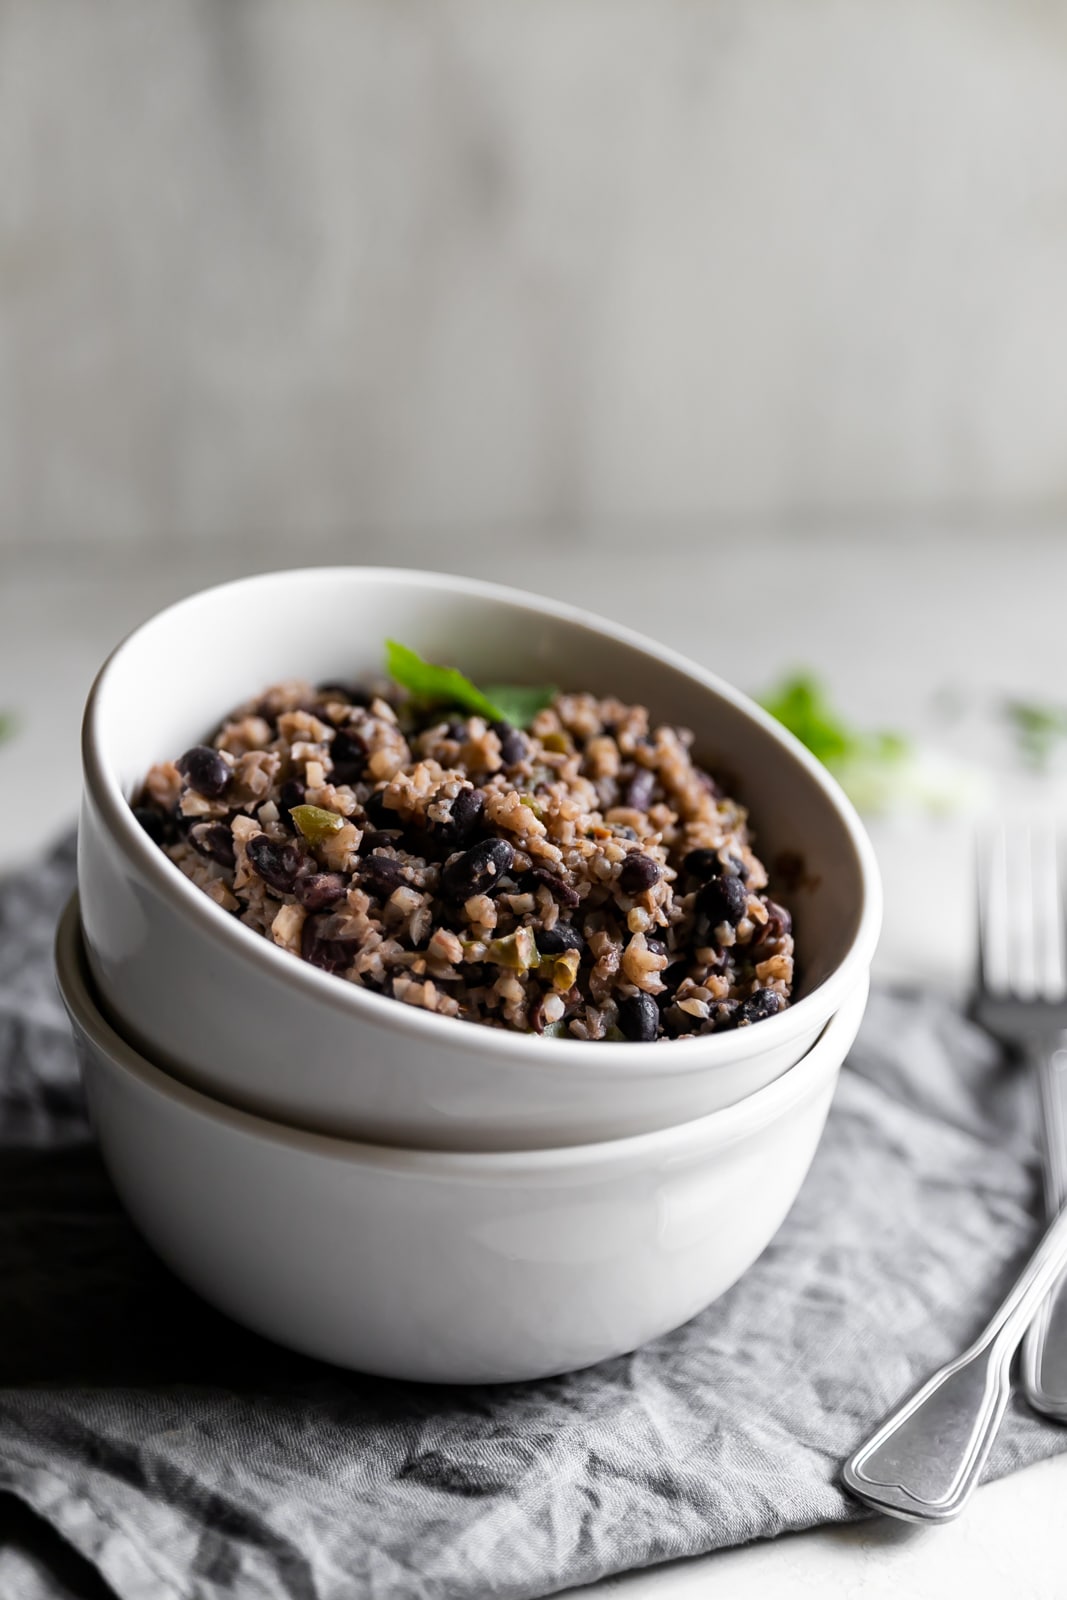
623,768,656,812
536,922,586,957
447,787,485,843
528,867,581,908
189,822,236,868
358,854,408,898
660,1003,694,1038
491,721,527,766
643,936,669,961
173,809,196,837
698,873,748,928
279,779,306,824
361,828,404,851
655,967,685,1005
330,728,368,785
133,806,169,847
440,838,515,902
445,720,468,742
177,745,232,800
695,769,723,799
317,680,371,708
618,853,661,896
618,993,660,1041
708,1000,740,1031
751,898,793,953
301,914,359,974
682,848,724,883
735,988,786,1027
362,790,393,828
403,826,450,865
246,834,302,894
294,872,348,912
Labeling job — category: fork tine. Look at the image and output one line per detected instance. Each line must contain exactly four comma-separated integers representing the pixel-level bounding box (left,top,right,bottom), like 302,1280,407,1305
1031,818,1067,1002
977,816,1067,1008
1009,821,1039,1002
977,821,1012,998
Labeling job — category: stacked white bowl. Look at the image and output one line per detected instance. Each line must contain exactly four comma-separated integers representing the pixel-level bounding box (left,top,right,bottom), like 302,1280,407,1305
59,569,881,1384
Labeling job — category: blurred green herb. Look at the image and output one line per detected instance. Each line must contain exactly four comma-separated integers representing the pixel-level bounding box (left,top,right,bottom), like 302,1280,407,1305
482,683,557,727
758,674,910,813
0,712,15,747
1002,698,1067,770
759,675,906,769
385,641,555,728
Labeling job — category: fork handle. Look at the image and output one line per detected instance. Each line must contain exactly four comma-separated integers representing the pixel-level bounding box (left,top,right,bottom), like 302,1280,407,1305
843,1203,1067,1521
1021,1036,1067,1421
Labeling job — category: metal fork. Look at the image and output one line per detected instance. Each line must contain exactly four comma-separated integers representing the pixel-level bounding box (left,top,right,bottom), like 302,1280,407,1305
843,818,1067,1523
975,817,1067,1419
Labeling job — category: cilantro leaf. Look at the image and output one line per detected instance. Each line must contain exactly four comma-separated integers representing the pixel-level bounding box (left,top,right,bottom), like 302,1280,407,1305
385,641,504,720
483,684,557,727
1002,698,1067,769
758,673,909,813
384,641,555,729
758,675,855,767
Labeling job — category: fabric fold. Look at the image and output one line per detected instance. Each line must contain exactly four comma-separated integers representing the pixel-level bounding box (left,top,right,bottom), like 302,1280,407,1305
0,843,1064,1600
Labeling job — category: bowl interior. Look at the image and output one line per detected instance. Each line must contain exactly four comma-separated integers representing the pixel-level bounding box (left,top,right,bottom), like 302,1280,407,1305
87,567,877,1004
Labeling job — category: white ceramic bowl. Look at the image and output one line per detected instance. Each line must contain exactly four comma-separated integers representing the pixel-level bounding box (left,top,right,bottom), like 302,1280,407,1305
57,896,869,1384
79,566,880,1150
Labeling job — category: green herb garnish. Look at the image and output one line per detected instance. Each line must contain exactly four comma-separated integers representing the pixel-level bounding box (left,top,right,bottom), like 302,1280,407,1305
758,675,904,770
1002,698,1067,770
386,640,502,721
758,673,910,814
384,641,555,729
0,712,16,747
482,684,557,727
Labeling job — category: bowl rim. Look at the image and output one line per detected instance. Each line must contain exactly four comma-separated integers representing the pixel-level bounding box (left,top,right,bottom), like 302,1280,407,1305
81,564,882,1076
57,893,868,1173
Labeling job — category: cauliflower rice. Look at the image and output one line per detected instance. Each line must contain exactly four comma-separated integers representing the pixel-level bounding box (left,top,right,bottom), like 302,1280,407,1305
133,677,795,1041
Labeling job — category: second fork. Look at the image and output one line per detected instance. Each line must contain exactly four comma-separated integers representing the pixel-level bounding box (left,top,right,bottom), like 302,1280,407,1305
976,818,1067,1420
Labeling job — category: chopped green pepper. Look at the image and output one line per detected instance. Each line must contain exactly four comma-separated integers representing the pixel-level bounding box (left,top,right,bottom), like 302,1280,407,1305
484,927,540,971
548,949,581,991
291,804,345,844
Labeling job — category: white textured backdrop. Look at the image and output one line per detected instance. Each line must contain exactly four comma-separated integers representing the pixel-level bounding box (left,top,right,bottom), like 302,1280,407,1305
3,0,1067,557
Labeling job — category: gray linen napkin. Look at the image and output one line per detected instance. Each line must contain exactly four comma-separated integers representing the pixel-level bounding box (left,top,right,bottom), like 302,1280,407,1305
1,841,1065,1600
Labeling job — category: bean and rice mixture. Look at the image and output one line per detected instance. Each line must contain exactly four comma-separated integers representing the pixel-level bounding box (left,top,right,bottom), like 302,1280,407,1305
134,678,794,1041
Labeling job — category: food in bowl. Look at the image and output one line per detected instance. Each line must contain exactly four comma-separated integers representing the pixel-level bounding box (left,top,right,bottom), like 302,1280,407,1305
133,644,794,1041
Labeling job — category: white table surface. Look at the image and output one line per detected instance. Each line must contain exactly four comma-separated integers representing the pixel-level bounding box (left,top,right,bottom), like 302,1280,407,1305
3,530,1065,1598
